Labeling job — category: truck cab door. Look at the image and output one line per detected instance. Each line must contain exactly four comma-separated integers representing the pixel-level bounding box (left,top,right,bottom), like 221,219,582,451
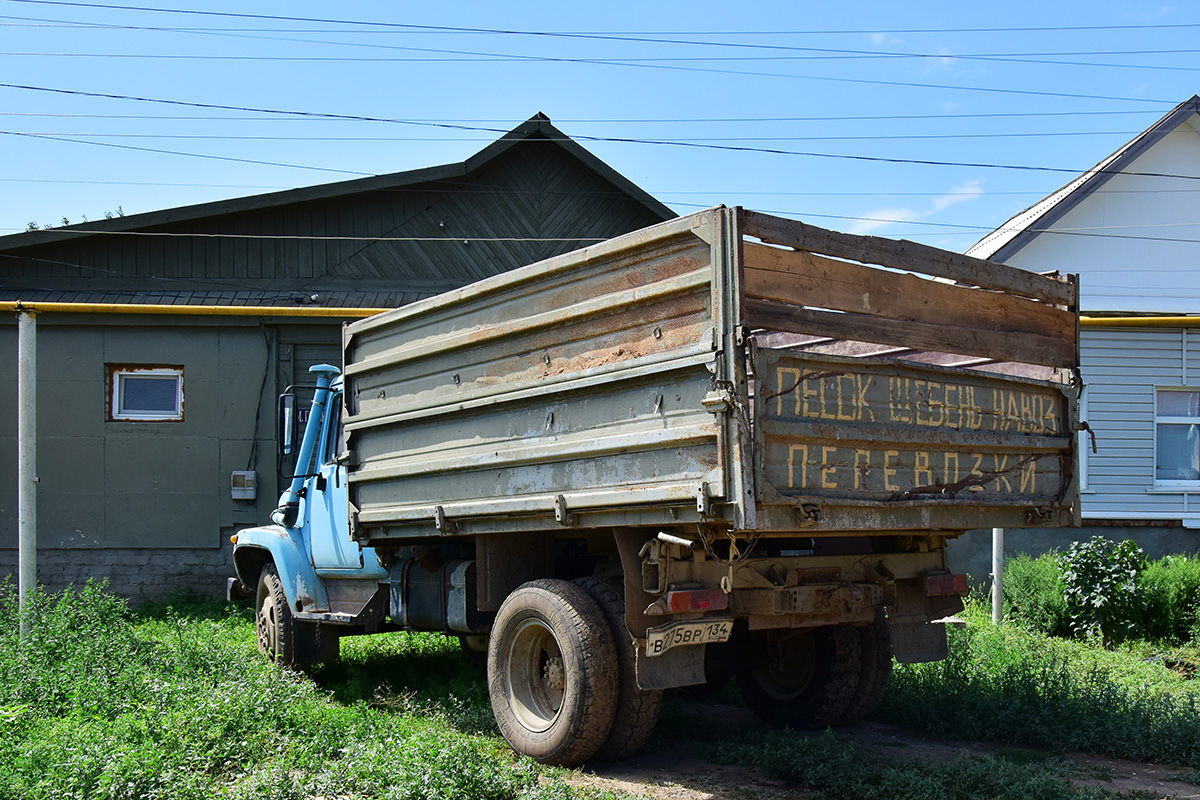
307,460,364,571
305,392,380,575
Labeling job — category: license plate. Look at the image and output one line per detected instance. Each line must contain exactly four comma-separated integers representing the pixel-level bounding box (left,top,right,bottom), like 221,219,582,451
645,619,733,657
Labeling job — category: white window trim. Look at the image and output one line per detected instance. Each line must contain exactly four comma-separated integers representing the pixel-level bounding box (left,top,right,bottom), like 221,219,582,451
109,366,184,421
1154,385,1200,488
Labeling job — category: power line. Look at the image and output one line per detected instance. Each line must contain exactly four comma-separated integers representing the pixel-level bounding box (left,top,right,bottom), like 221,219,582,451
0,130,1163,143
8,47,1200,75
5,220,1200,247
0,130,374,175
0,109,1168,123
7,0,1200,38
2,83,1198,183
0,9,1197,97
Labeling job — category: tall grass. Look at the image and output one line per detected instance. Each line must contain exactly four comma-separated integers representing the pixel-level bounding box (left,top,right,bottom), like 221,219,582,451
0,581,624,800
710,730,1118,800
880,603,1200,766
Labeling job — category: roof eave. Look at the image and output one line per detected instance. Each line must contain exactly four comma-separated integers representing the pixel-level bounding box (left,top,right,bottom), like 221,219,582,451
969,95,1200,263
0,112,674,250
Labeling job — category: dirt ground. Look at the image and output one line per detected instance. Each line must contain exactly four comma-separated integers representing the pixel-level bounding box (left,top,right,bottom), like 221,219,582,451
568,702,1200,800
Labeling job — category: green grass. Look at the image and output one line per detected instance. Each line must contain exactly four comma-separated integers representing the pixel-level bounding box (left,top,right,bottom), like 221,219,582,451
0,581,630,800
878,601,1200,766
709,730,1135,800
11,579,1200,799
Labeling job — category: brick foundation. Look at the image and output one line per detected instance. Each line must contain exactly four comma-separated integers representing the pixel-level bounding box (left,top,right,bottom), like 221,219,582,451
0,533,236,603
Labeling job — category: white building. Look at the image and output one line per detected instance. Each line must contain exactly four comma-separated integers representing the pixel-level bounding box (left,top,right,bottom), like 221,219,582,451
954,96,1200,568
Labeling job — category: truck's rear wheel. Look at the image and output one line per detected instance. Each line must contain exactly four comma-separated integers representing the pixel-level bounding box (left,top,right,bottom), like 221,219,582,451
255,564,296,666
836,610,893,724
487,579,619,766
737,625,861,729
574,577,663,760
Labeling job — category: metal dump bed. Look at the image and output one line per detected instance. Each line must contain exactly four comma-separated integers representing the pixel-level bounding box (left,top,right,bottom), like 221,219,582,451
342,207,1079,543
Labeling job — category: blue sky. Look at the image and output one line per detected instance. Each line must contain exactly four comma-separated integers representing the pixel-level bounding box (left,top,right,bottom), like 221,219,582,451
1,0,1196,251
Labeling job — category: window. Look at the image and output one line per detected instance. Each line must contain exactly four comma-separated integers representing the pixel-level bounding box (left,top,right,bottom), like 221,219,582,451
1156,388,1200,483
108,365,184,421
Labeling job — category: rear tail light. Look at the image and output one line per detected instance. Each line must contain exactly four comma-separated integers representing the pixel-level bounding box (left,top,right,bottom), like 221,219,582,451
666,587,728,613
924,572,968,596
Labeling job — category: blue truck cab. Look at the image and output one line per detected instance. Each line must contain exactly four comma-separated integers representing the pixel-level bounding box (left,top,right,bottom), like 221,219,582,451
228,365,390,666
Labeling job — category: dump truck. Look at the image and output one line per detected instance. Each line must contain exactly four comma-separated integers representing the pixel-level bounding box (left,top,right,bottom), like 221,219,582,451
229,206,1080,766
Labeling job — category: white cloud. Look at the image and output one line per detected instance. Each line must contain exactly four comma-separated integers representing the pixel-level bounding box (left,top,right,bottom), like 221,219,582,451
847,208,922,235
848,181,986,235
930,180,984,213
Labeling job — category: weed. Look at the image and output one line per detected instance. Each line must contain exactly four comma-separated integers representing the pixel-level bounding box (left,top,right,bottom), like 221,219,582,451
1004,551,1070,637
710,730,1117,800
880,603,1200,766
0,580,627,800
1061,537,1146,644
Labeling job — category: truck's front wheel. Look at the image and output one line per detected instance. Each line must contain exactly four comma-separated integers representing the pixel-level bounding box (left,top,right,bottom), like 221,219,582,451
255,563,296,666
737,625,861,729
487,579,619,766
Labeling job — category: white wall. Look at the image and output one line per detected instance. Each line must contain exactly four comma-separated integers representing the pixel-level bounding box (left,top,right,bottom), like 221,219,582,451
1082,325,1200,524
1004,116,1200,314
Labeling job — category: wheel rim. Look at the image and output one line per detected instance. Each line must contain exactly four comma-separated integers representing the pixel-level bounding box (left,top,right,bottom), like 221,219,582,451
257,592,279,658
753,631,816,701
505,617,566,733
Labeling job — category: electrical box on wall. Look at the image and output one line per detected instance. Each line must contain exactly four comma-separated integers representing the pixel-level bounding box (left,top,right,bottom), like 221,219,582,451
231,470,257,500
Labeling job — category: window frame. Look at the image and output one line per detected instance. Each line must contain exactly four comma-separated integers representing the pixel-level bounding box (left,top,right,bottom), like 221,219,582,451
107,364,185,422
1154,386,1200,487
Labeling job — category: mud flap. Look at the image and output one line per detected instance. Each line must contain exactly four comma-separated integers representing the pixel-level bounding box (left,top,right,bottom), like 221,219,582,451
634,640,707,690
293,621,340,666
891,619,948,663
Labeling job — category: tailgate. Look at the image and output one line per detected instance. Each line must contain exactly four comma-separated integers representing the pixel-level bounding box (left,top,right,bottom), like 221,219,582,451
736,208,1080,531
753,348,1076,529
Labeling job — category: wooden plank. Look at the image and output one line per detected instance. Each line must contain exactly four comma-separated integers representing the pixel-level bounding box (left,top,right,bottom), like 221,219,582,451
743,242,1075,342
739,208,1077,307
746,298,1078,368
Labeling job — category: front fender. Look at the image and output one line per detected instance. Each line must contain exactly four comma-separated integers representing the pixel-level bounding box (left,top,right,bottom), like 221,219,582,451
233,524,330,613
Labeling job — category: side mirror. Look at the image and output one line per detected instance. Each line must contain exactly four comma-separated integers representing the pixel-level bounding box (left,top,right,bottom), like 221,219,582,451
278,393,297,457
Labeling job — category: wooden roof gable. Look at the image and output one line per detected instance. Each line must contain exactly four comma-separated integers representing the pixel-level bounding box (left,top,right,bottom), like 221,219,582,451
0,114,675,307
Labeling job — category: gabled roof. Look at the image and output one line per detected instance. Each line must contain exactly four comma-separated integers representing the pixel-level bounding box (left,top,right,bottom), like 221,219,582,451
0,112,673,250
967,96,1200,262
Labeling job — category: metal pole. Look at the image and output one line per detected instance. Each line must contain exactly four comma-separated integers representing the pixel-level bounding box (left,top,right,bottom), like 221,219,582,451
991,527,1004,624
17,311,36,637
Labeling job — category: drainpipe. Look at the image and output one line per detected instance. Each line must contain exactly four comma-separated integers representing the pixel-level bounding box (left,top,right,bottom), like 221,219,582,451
17,311,36,637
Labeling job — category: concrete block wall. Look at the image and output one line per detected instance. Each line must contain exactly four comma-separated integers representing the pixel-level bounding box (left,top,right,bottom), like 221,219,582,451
947,524,1200,586
0,534,235,603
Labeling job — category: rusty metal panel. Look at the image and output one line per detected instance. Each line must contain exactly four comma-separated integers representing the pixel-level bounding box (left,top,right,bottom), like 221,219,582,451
343,212,729,540
753,348,1076,524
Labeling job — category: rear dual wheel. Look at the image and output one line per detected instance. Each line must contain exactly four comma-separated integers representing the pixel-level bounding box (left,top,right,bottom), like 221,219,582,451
574,577,664,760
737,625,861,729
487,579,619,766
737,615,893,728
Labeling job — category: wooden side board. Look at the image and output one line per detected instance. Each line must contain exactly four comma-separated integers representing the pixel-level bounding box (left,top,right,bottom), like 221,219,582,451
742,242,1076,368
739,208,1077,307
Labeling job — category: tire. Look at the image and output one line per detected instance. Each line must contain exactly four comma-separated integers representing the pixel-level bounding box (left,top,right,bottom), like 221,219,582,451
836,611,893,725
574,577,664,760
487,579,619,766
256,563,296,666
737,625,861,729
